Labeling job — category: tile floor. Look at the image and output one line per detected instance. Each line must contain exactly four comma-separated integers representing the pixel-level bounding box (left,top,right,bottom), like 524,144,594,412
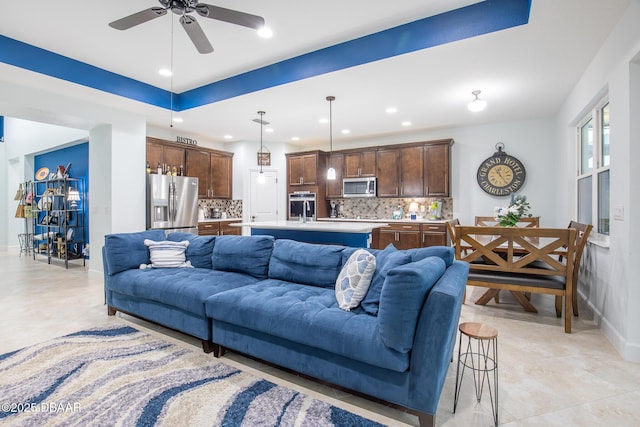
2,249,640,426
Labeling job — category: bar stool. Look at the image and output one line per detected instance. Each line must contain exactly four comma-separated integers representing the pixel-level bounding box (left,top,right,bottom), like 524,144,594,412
453,322,499,426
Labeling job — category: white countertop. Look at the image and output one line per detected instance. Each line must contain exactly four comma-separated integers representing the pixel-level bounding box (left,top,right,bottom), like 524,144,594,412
232,220,388,233
198,218,242,223
316,217,449,224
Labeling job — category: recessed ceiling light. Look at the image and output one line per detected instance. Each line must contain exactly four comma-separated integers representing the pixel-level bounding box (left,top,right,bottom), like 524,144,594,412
158,68,172,77
291,136,300,141
257,26,273,38
224,135,233,140
401,121,412,126
172,117,183,123
319,118,329,124
341,129,351,135
265,128,274,133
386,107,398,114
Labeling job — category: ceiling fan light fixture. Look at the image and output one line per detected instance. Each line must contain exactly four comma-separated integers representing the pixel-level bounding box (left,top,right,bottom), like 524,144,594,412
468,90,487,112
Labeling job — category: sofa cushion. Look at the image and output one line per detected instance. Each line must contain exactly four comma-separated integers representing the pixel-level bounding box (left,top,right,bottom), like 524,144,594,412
108,268,259,316
206,279,410,372
167,233,216,269
104,230,166,275
378,256,446,352
406,245,454,267
144,239,191,268
335,249,376,311
268,240,344,288
361,245,412,316
212,235,274,279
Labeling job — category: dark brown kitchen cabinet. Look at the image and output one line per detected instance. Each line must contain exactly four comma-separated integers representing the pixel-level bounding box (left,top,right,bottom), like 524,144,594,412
197,220,241,236
400,146,424,197
421,223,448,247
374,223,421,250
288,153,319,186
326,153,344,198
146,138,185,172
376,149,400,197
185,149,211,198
424,143,450,197
210,153,232,199
344,151,376,178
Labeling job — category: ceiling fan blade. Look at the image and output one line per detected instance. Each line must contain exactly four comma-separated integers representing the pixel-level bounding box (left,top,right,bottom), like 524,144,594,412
180,15,214,54
109,7,167,30
195,4,265,30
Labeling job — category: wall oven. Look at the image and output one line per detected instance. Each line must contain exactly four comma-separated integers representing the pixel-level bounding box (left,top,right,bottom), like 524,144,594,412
343,177,376,198
289,192,316,220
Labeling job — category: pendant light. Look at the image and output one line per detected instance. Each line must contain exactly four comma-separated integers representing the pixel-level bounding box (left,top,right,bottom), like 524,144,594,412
467,90,487,112
253,111,268,184
326,95,336,180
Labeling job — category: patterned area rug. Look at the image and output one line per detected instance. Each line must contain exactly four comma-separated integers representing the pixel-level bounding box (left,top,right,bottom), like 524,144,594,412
0,325,386,426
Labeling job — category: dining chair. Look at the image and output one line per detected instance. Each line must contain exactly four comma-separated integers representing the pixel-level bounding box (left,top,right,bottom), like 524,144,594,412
555,221,592,317
474,216,540,227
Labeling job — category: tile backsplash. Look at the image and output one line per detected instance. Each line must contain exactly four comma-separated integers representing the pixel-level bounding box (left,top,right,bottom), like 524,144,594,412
198,199,243,219
328,197,453,220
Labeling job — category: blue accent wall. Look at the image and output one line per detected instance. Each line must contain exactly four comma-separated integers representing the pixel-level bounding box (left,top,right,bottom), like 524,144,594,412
34,142,89,252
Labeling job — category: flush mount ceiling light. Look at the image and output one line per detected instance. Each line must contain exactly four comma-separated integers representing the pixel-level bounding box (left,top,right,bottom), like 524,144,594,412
467,90,487,112
326,95,336,180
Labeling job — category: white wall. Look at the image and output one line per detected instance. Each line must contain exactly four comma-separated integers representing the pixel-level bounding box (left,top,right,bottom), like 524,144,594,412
554,0,640,361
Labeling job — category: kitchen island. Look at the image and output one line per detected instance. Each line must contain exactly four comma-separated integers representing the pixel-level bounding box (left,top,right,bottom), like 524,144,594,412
232,220,388,248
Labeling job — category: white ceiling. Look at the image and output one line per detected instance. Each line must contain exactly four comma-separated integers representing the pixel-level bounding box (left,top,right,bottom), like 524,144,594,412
0,0,630,148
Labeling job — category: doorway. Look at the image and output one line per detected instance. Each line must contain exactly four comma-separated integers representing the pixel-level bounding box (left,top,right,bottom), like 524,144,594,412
248,170,278,222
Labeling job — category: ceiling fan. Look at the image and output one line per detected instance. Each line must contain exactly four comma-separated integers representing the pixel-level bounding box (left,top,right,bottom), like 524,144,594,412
109,0,266,54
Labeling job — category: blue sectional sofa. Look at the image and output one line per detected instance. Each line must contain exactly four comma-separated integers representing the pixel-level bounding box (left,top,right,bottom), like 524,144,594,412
102,230,468,426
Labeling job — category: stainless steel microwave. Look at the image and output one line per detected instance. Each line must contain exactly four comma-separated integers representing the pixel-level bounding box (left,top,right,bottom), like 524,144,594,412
343,177,376,198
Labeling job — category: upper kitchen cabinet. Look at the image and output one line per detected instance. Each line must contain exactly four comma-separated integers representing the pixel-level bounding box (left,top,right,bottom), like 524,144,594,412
375,139,453,198
424,142,451,197
185,149,210,198
344,150,376,178
400,146,424,197
146,137,185,171
287,151,322,186
147,137,233,199
185,149,233,199
376,148,400,197
326,153,344,198
209,152,232,199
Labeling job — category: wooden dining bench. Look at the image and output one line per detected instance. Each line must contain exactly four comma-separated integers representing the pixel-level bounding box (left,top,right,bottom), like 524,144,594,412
454,225,576,333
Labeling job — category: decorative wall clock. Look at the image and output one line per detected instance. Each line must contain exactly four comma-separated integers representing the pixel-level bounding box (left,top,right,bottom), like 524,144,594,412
476,143,526,196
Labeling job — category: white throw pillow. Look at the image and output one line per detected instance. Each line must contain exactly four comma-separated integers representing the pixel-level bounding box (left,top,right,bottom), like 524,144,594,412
335,249,376,311
143,239,192,268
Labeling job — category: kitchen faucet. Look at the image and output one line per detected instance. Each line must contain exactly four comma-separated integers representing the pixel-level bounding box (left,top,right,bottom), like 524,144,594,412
303,200,310,223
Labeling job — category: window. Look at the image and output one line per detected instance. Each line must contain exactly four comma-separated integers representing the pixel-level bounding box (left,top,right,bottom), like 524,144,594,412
576,100,610,236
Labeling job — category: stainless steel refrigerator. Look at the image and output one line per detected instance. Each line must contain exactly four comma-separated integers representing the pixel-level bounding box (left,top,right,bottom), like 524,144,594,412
146,175,199,233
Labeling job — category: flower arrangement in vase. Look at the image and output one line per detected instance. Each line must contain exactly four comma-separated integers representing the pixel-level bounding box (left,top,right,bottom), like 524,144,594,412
494,194,532,227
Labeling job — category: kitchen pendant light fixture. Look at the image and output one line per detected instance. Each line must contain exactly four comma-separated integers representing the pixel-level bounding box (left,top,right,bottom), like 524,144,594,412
467,90,487,112
326,95,336,180
253,110,268,184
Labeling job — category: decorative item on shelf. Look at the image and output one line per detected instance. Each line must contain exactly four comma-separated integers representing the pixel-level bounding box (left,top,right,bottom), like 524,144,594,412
253,110,269,184
326,95,336,180
467,89,487,112
146,161,151,174
67,188,81,210
494,194,532,227
35,167,49,181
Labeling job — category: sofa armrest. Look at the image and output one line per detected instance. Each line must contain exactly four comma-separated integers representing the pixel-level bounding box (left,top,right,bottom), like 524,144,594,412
406,260,468,414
